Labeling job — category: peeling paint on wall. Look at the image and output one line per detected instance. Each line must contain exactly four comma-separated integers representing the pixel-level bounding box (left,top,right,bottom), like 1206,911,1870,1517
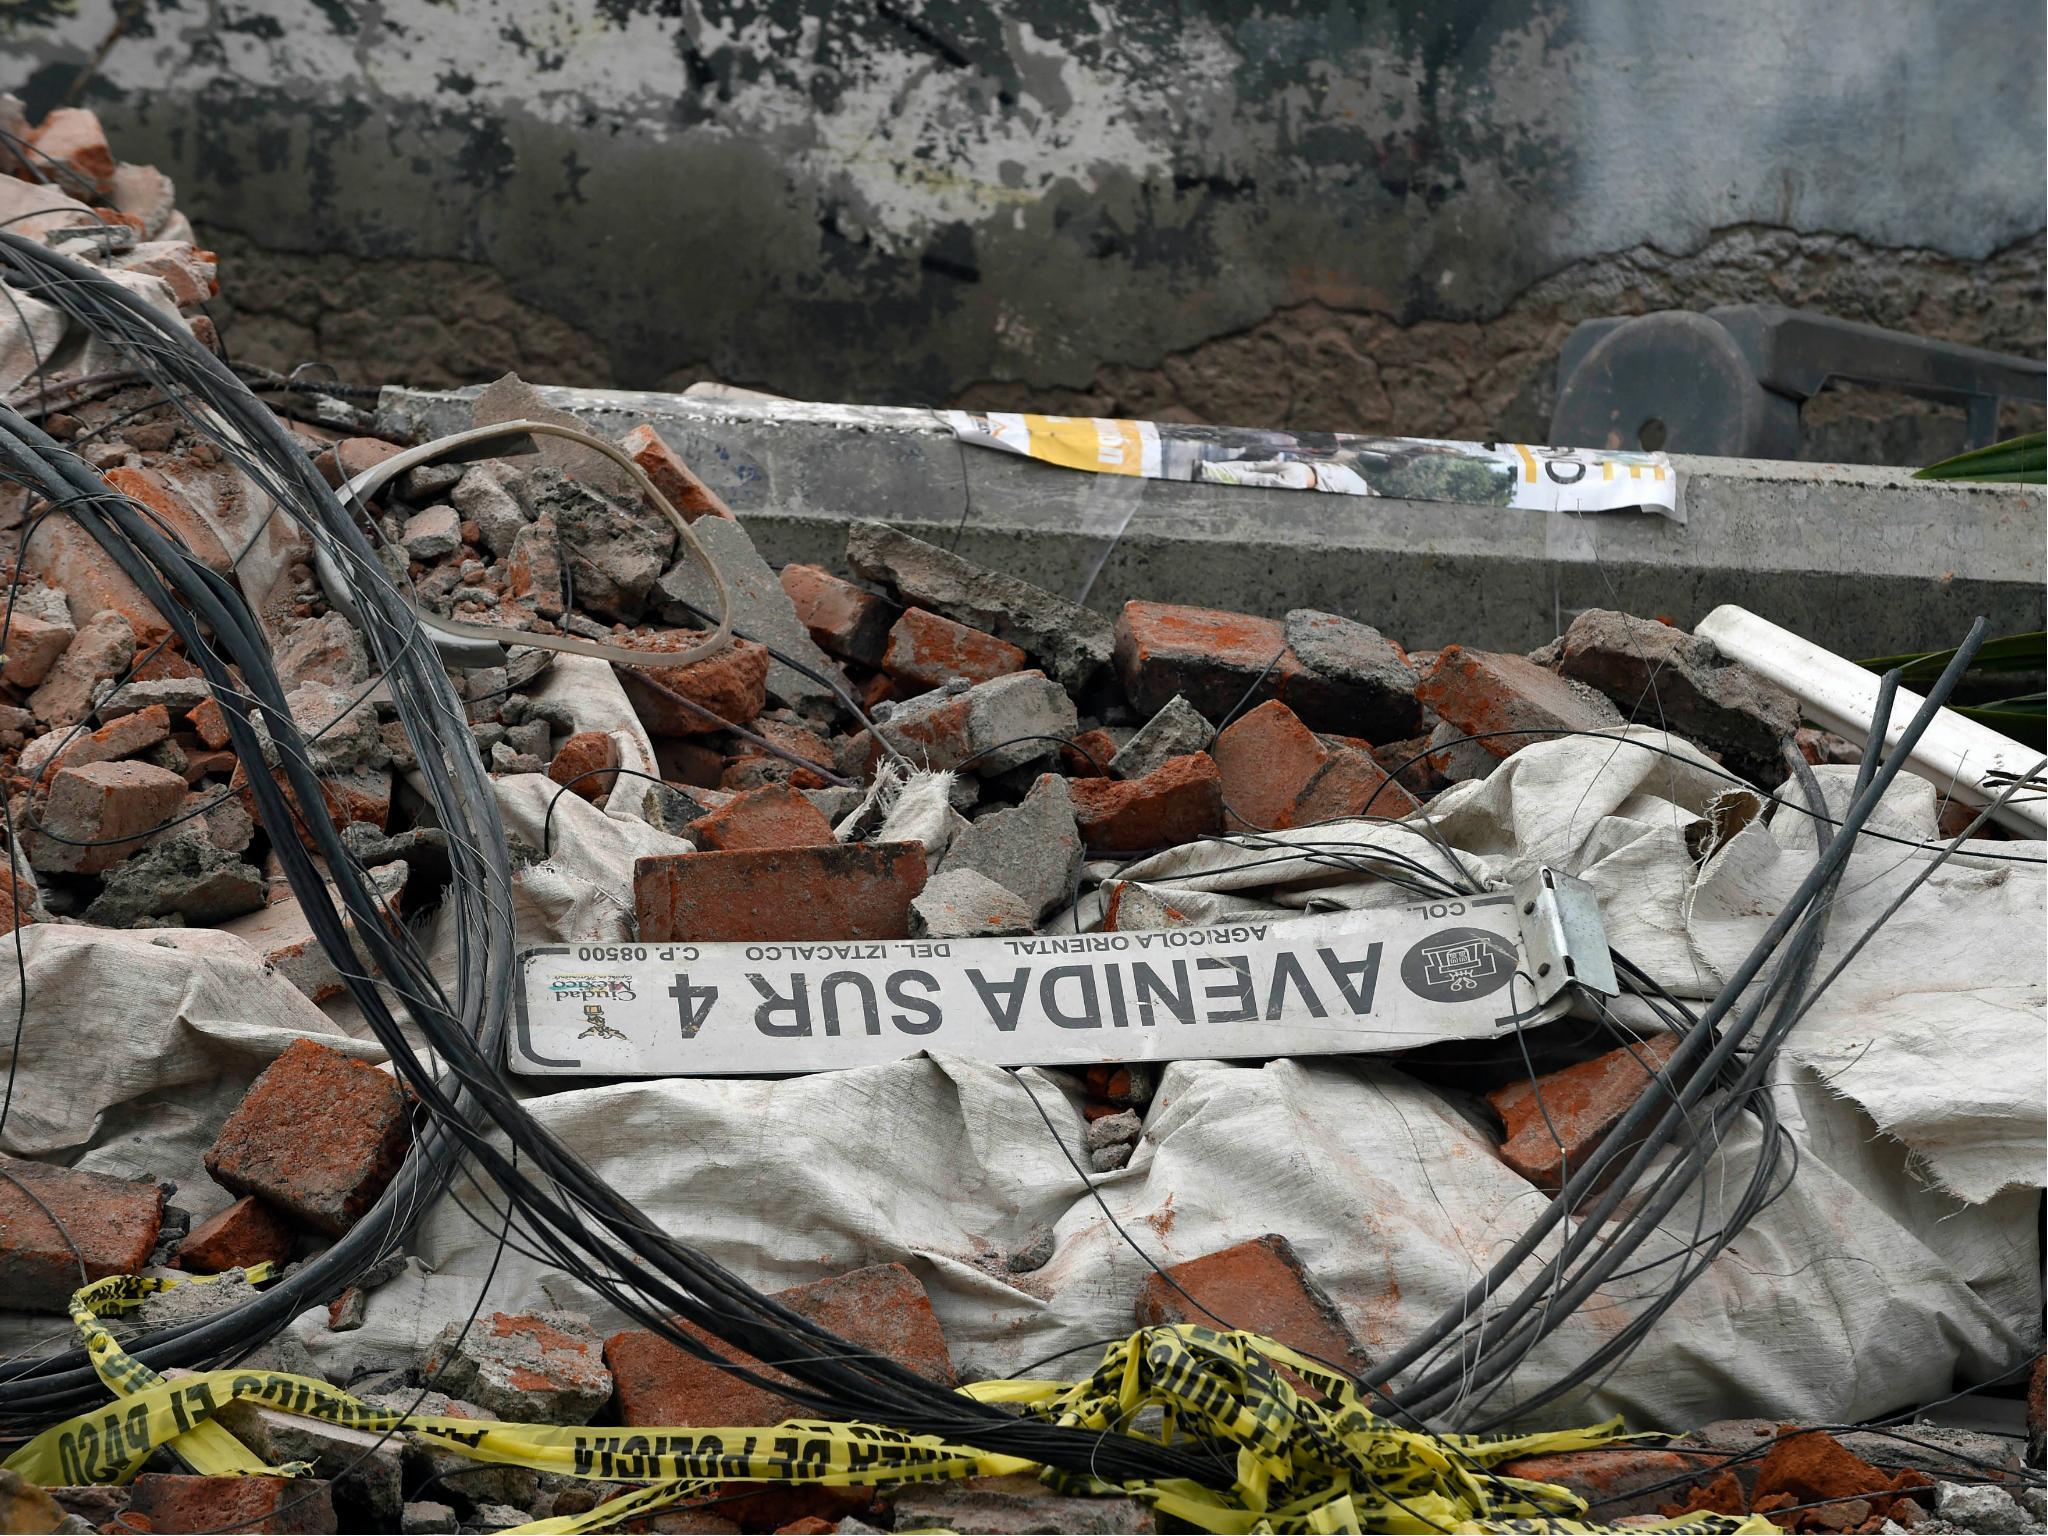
5,0,2042,442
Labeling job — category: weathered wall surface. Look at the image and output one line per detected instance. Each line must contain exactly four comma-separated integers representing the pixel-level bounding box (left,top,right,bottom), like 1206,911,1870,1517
5,0,2043,450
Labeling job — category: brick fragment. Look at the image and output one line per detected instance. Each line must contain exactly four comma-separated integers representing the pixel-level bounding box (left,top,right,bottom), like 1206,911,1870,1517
779,563,898,668
426,1310,613,1424
1135,1234,1368,1378
205,1039,411,1236
1557,609,1800,785
1,608,73,687
1114,600,1293,723
1486,1035,1683,1191
21,702,170,786
622,423,736,523
1117,601,1428,739
28,107,117,195
0,1157,164,1312
27,609,136,726
0,870,34,935
1495,1449,1712,1520
115,240,219,307
606,1263,955,1429
882,607,1028,691
1062,726,1120,776
636,841,927,942
313,436,404,490
1065,752,1224,853
174,1195,296,1273
1415,645,1626,759
685,782,835,852
720,717,840,791
548,730,622,802
618,633,771,735
124,1473,336,1535
26,758,186,874
1283,609,1422,741
846,520,1114,695
873,670,1079,775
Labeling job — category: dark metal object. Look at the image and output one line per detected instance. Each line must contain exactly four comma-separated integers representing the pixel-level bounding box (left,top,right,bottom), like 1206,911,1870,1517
1551,305,2047,460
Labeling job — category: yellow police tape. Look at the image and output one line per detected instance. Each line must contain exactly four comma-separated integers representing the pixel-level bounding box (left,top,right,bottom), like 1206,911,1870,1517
5,1271,1780,1535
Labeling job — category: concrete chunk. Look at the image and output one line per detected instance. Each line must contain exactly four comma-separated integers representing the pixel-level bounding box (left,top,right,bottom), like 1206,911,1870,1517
910,867,1035,937
940,774,1082,920
652,514,845,709
875,670,1079,776
425,1311,613,1425
1283,609,1422,741
847,519,1114,694
83,831,265,926
1110,694,1212,780
1558,608,1800,785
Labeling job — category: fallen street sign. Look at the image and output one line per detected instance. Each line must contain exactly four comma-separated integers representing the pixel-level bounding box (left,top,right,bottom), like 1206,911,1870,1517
509,894,1571,1077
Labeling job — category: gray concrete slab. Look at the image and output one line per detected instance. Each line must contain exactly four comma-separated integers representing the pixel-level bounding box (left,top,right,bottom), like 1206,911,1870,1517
383,385,2045,659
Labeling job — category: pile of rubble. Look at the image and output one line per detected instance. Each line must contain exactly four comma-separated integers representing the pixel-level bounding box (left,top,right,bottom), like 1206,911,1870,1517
0,104,2041,1536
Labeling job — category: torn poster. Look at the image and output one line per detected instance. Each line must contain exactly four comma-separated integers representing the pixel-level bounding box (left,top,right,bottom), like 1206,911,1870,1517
942,411,1680,516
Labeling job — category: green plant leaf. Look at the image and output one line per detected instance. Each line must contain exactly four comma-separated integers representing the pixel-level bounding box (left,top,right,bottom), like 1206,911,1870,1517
1860,632,2045,681
1913,431,2046,483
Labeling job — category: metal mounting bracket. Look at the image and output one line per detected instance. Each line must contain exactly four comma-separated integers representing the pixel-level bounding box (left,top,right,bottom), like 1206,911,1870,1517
1514,866,1618,1007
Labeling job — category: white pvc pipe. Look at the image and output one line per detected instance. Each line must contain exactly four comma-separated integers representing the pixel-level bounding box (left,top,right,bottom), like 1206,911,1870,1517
1695,604,2046,838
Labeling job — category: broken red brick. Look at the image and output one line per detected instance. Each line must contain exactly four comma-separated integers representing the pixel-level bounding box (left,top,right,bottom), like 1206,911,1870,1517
548,730,622,802
103,465,232,574
116,240,220,308
1135,1234,1368,1378
28,107,116,195
1291,738,1420,825
29,758,187,873
882,607,1028,692
312,436,405,490
685,783,835,852
622,423,736,523
23,702,170,787
656,736,727,788
1066,752,1224,853
1415,645,1625,759
204,1040,411,1236
607,1262,956,1429
0,610,73,688
635,841,926,943
124,1473,336,1535
0,871,34,935
188,695,231,749
1210,701,1330,831
1486,1035,1683,1192
779,563,898,669
1114,601,1295,723
18,516,170,641
1497,1449,1712,1520
619,633,771,735
0,1158,163,1312
174,1195,295,1274
720,717,839,791
1062,727,1120,777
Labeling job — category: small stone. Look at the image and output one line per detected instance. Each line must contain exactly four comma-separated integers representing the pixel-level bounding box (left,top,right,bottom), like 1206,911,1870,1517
402,1499,459,1534
1006,1231,1056,1273
1935,1481,2035,1534
465,1502,536,1532
401,504,461,562
452,465,532,558
1088,1143,1133,1172
1083,1109,1141,1151
909,867,1035,938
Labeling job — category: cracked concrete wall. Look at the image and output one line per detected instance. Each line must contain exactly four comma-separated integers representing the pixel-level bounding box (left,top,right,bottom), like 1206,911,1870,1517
5,0,2043,457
